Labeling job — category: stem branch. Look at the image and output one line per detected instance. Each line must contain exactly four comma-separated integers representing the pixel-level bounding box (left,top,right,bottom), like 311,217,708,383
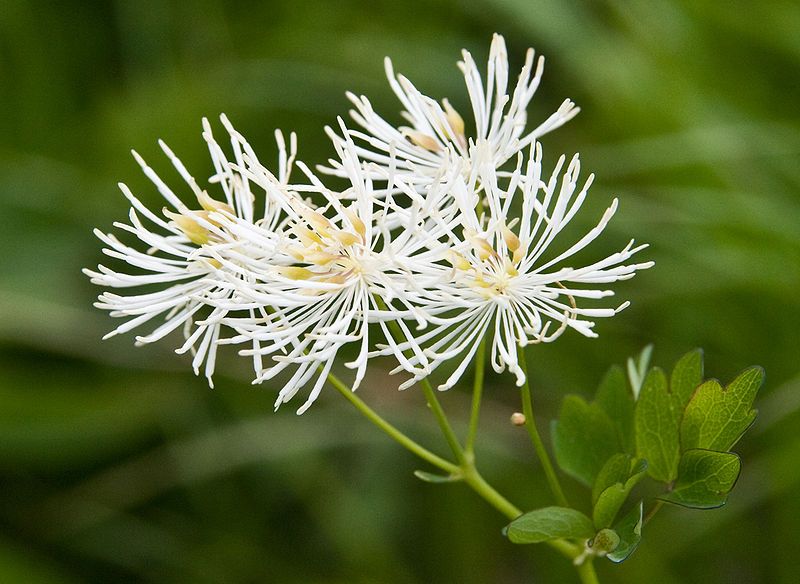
465,337,487,456
518,346,570,508
420,378,466,464
326,371,458,475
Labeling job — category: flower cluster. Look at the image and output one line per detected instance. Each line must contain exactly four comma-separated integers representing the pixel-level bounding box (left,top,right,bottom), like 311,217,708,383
86,34,652,412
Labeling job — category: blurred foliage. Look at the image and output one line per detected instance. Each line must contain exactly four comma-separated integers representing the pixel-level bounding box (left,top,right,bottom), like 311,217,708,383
0,0,798,582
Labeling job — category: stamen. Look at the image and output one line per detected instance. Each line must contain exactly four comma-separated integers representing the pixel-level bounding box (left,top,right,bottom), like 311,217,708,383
163,208,210,245
442,98,465,137
402,129,441,152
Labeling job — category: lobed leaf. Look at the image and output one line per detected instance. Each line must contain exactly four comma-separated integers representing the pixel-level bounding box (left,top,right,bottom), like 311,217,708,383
595,365,635,454
592,453,631,505
670,348,704,407
635,368,682,483
593,458,648,529
659,449,741,509
505,507,595,544
680,367,764,452
553,396,621,487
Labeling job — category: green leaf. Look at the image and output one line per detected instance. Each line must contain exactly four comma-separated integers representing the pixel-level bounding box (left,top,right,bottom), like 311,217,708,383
553,396,621,486
607,502,643,563
593,458,648,529
592,453,631,505
595,365,635,453
635,367,682,482
660,449,741,509
413,470,461,483
505,507,595,544
670,348,704,407
680,367,764,452
627,344,653,399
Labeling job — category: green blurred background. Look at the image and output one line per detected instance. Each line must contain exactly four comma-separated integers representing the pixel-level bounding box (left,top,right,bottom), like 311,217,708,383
1,1,798,582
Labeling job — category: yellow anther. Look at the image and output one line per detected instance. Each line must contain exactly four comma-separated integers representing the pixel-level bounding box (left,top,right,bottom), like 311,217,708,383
320,272,348,285
290,198,333,235
472,237,495,261
287,245,307,261
196,190,234,215
502,223,520,253
294,225,323,247
402,129,441,152
447,251,472,272
344,204,366,238
505,261,519,277
303,250,339,265
333,230,360,247
206,258,222,270
442,99,465,137
472,273,492,288
163,208,210,245
512,246,527,265
276,266,315,280
305,209,333,234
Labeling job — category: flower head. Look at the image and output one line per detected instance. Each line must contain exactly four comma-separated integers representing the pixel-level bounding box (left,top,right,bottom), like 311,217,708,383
381,142,653,390
87,35,653,410
84,116,296,385
214,128,447,412
324,33,579,189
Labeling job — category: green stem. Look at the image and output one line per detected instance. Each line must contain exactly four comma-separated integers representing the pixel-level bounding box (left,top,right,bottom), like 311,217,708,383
326,371,458,475
347,297,585,574
326,370,583,566
460,465,521,520
460,465,579,561
465,337,487,457
419,378,466,464
575,559,600,584
375,295,466,464
517,345,570,508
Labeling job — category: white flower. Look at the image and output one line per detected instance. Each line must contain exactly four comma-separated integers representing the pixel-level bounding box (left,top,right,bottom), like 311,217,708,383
84,116,296,385
87,36,654,409
215,127,460,412
382,142,654,391
323,33,579,189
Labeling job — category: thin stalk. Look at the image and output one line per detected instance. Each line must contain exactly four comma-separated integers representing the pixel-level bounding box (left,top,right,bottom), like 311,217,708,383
327,370,583,566
326,371,458,475
465,336,487,457
459,465,580,561
419,377,466,464
375,295,465,464
461,465,521,520
575,559,600,584
353,298,586,574
643,499,664,525
517,345,570,508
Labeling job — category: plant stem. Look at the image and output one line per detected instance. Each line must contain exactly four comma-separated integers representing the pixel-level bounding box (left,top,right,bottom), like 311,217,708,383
374,295,466,464
643,499,665,525
326,371,459,475
465,336,487,457
459,465,580,561
517,345,570,508
337,298,587,577
575,558,600,584
326,370,585,569
420,378,466,464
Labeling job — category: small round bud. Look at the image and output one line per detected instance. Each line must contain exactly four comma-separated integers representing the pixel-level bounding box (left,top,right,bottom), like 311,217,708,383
590,528,620,555
510,412,526,426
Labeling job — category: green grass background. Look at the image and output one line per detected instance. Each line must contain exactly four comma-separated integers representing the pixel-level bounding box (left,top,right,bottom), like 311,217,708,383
1,1,798,582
